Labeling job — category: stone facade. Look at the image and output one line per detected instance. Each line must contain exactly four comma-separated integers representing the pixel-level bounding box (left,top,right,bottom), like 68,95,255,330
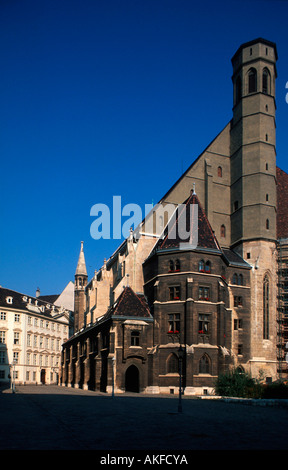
61,38,288,395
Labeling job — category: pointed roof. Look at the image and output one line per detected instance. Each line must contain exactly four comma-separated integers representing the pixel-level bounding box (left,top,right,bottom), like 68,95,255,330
75,241,87,276
109,286,152,319
155,189,220,252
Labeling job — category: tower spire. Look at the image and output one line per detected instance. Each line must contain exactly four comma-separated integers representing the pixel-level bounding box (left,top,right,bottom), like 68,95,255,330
75,241,87,276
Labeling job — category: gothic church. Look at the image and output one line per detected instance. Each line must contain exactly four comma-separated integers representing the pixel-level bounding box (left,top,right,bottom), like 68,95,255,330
61,38,288,395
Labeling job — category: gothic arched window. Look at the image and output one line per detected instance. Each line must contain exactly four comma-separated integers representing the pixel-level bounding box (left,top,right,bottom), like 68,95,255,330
263,275,269,339
167,353,179,374
262,68,270,94
238,274,243,286
205,261,211,273
199,354,210,374
199,260,205,272
248,68,257,93
169,260,174,272
218,166,222,177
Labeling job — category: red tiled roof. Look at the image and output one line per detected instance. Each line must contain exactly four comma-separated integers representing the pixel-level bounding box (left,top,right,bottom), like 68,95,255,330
111,286,151,318
277,167,288,239
156,191,220,252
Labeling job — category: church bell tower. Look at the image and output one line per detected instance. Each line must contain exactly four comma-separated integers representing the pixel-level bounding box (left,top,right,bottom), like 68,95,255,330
230,38,278,379
74,241,88,332
230,38,277,247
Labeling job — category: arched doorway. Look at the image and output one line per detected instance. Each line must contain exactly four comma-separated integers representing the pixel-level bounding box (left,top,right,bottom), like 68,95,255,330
125,365,139,393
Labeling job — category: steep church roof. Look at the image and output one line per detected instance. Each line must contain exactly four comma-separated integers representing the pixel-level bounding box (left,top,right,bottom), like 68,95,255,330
108,286,152,319
155,190,221,252
75,241,87,276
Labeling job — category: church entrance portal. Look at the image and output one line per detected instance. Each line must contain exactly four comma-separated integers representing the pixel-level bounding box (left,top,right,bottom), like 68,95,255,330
125,365,139,393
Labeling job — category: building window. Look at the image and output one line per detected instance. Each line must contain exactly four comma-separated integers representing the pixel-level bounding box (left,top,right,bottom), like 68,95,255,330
218,166,222,177
0,331,6,344
266,219,270,229
263,275,269,339
14,332,20,345
234,319,243,330
175,259,180,271
262,68,270,94
14,314,20,322
0,351,6,364
169,286,180,300
168,314,180,333
199,260,205,272
233,273,244,285
13,352,19,364
198,314,210,334
248,68,257,93
234,296,243,307
131,331,140,346
220,224,226,238
205,261,211,273
167,353,179,374
169,260,174,272
0,312,6,320
199,286,210,301
238,344,243,355
199,354,210,374
266,194,269,201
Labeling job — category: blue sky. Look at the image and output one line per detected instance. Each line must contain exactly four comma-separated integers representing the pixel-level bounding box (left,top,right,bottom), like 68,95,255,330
0,0,287,297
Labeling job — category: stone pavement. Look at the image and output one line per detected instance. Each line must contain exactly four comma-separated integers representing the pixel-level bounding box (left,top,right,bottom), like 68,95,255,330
1,384,288,453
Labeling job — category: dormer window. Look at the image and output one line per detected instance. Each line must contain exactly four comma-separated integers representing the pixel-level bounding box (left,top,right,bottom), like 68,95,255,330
6,296,13,304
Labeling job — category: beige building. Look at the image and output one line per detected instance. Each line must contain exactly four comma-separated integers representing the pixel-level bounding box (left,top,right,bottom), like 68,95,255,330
0,286,72,387
62,38,288,394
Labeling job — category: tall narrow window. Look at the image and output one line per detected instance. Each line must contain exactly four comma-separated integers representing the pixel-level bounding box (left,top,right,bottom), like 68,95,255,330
199,354,210,374
168,314,180,333
220,224,226,237
199,260,205,272
262,68,270,94
266,219,270,230
263,275,269,339
248,68,257,93
218,166,222,177
205,261,211,273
